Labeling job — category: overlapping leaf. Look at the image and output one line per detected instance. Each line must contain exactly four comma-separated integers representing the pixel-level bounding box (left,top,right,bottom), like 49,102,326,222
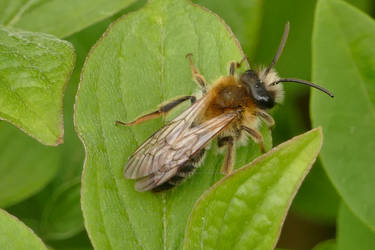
0,26,75,145
184,128,322,250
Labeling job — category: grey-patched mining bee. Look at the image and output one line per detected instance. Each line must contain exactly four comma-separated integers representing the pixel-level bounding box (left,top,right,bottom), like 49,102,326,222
116,22,333,192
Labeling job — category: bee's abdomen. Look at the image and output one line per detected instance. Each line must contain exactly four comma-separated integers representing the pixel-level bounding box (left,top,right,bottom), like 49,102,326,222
151,149,206,192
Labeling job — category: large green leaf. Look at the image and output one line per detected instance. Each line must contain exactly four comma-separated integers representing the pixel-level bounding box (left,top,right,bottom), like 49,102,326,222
0,26,75,145
0,208,47,250
195,0,263,57
75,0,271,249
311,0,375,230
0,0,136,38
184,128,322,250
0,122,60,208
337,203,375,250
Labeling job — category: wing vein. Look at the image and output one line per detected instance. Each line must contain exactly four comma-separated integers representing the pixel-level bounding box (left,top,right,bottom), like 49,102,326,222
124,94,238,191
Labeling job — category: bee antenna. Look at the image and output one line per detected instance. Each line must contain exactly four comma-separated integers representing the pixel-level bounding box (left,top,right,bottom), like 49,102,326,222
271,78,334,98
265,22,290,75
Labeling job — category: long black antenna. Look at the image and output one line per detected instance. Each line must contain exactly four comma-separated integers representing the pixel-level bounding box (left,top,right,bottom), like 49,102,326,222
271,78,334,97
265,22,290,75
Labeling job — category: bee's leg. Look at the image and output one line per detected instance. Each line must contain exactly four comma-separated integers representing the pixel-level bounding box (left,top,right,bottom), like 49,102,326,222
240,126,265,153
186,53,207,95
218,136,235,175
229,56,247,76
116,95,196,126
256,110,275,128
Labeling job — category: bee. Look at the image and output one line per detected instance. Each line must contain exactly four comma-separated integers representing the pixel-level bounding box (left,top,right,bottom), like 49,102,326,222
116,22,333,192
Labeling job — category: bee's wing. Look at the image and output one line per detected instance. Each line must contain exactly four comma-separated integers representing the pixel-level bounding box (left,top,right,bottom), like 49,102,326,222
124,96,210,179
131,112,237,192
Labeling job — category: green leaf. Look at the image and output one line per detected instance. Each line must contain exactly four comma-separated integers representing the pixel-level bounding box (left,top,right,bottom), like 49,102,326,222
1,0,136,38
194,0,263,57
184,128,323,250
75,0,272,249
311,0,375,230
337,203,375,250
292,160,340,223
0,122,60,208
313,239,337,250
0,26,75,146
0,208,47,250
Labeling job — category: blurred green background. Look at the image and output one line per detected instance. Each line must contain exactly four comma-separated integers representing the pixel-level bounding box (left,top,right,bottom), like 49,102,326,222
1,0,375,249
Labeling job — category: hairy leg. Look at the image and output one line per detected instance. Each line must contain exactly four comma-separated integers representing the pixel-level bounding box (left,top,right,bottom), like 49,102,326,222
116,95,196,126
186,53,207,95
229,56,247,76
218,136,235,175
240,125,265,153
256,110,275,128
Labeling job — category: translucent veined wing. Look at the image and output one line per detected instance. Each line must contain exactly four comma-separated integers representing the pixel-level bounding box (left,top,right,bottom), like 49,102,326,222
133,111,237,192
123,95,238,191
124,96,210,179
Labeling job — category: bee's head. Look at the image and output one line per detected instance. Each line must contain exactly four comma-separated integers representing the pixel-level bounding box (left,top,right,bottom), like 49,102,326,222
240,22,333,110
240,69,279,109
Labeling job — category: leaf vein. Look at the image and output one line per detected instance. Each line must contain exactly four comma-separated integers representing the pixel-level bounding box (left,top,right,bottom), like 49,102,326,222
95,78,145,250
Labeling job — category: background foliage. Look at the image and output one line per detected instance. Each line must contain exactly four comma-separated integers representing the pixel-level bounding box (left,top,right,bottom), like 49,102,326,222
0,0,374,249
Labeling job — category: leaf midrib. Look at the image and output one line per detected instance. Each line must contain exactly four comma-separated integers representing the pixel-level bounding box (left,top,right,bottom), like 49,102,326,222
158,5,168,250
94,76,145,249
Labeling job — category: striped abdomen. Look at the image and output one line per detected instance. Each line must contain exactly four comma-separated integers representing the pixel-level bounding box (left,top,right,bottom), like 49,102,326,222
151,148,206,192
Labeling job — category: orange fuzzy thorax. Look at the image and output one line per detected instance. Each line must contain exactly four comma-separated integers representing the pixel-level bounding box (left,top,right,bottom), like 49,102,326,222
197,75,260,138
